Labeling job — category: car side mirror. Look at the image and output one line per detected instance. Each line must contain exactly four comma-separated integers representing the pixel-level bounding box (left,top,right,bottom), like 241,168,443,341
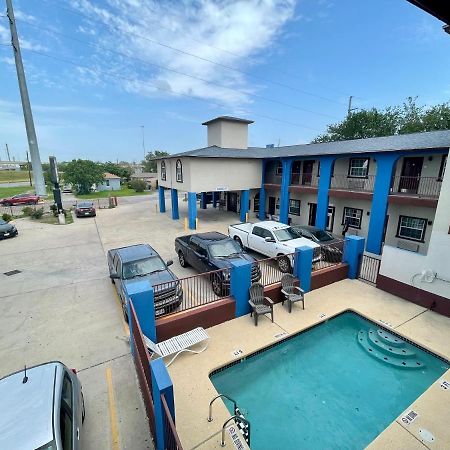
265,236,275,243
110,273,120,279
166,260,173,267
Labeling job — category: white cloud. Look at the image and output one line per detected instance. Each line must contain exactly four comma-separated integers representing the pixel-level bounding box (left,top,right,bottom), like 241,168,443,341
0,56,15,65
69,0,297,106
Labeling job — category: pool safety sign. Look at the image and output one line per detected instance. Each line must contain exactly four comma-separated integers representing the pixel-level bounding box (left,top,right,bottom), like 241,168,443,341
228,426,246,450
400,410,419,426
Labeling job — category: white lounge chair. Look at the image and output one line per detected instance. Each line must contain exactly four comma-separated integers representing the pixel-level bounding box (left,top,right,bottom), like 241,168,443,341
144,327,209,367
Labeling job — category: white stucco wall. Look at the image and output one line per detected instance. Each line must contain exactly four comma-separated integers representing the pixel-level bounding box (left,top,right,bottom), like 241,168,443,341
158,157,261,192
207,121,249,149
98,178,121,191
379,168,450,299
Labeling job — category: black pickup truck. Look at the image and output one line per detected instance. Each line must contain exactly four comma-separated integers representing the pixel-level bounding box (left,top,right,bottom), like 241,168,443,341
175,232,261,295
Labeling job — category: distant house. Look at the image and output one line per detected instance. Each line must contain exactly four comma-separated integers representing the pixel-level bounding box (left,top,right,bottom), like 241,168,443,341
130,172,158,190
97,172,121,191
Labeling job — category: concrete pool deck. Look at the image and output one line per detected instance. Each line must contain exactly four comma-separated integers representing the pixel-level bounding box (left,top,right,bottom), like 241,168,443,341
167,279,450,450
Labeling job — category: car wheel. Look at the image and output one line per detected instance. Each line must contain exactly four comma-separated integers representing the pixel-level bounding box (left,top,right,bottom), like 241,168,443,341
178,251,188,268
277,255,291,273
234,236,244,249
211,275,223,296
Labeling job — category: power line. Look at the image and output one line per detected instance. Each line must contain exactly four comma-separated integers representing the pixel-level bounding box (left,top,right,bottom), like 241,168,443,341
43,0,347,107
21,47,323,133
17,18,340,121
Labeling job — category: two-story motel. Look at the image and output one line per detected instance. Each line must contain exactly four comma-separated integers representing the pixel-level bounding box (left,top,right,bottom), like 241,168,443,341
156,116,450,312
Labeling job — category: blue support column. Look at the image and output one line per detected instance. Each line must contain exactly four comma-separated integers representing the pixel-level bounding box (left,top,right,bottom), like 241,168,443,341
240,189,250,222
279,158,293,224
316,156,335,230
293,246,313,292
170,188,179,220
259,160,267,220
366,154,398,254
188,192,197,230
200,192,207,209
230,259,252,317
212,191,218,208
151,358,175,450
124,280,156,342
158,186,166,213
343,235,365,279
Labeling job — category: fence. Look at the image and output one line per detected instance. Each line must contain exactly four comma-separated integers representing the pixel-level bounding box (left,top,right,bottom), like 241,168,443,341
391,176,441,198
257,254,294,286
358,254,380,284
153,268,231,318
129,301,156,439
290,173,319,187
161,393,183,450
312,240,345,271
330,174,375,192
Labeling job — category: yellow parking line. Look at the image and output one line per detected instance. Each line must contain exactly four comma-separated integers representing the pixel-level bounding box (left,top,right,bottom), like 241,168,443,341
112,287,130,337
106,367,120,450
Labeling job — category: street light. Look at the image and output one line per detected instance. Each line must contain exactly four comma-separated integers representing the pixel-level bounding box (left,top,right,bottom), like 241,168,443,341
141,125,146,159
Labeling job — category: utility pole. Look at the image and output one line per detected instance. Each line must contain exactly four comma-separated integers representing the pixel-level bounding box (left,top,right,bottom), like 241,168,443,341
6,0,46,196
26,151,32,186
347,95,358,117
5,143,11,161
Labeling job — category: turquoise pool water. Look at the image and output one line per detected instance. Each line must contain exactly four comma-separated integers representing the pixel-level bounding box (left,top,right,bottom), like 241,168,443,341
210,312,449,450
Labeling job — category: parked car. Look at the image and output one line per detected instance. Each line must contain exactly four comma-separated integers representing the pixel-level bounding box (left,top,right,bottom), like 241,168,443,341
175,231,261,296
75,201,96,217
62,184,73,193
0,219,18,240
291,225,344,263
0,193,39,206
228,220,320,272
107,244,183,319
0,361,85,449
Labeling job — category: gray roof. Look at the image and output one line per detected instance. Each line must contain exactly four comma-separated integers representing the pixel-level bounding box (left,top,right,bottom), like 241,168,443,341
202,116,254,126
131,172,157,178
162,129,450,160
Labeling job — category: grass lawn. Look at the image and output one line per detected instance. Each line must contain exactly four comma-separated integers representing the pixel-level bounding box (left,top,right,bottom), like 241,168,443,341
0,171,32,183
0,185,35,198
76,187,151,199
31,211,74,225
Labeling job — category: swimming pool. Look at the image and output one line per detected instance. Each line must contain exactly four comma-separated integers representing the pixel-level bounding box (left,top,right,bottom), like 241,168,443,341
210,311,449,450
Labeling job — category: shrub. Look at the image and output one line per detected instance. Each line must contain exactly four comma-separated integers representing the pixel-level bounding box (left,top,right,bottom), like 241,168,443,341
22,206,34,216
50,204,58,217
30,207,44,219
129,179,147,192
2,213,12,222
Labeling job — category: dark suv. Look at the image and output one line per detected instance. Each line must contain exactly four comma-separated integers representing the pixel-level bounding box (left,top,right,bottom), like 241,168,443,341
107,244,183,319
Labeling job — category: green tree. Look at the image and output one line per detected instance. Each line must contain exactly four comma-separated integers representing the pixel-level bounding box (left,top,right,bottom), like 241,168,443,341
102,161,133,181
129,179,147,192
313,98,450,143
142,150,169,172
62,159,105,195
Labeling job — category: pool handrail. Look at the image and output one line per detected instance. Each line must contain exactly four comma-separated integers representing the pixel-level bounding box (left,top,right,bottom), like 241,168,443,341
207,394,237,422
220,415,251,447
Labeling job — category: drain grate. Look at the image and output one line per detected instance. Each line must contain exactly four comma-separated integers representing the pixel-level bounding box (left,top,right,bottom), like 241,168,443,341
3,270,21,276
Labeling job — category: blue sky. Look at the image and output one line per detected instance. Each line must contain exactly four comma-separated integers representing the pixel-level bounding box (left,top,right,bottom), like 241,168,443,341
1,0,449,163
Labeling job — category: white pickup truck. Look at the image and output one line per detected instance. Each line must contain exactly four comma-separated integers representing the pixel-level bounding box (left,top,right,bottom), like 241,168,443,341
228,220,321,272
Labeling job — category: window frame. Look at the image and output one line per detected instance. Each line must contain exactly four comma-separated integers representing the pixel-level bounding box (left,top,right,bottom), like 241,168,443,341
253,192,260,212
347,158,370,179
438,154,447,182
175,159,183,183
160,160,166,181
342,206,363,229
288,198,301,216
396,215,427,243
275,161,283,176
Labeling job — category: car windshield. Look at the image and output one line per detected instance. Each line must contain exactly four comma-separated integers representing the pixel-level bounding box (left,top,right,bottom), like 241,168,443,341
209,240,242,257
122,257,166,279
36,441,56,450
77,202,93,208
273,227,301,242
311,229,334,242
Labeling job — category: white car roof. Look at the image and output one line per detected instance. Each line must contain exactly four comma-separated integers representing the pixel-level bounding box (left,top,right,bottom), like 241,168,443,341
0,362,62,449
255,221,290,231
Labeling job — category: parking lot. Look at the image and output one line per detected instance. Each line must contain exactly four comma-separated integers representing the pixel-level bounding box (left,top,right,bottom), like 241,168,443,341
0,192,250,449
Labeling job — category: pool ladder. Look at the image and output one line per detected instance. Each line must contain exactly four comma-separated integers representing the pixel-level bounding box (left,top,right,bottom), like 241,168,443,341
208,394,251,447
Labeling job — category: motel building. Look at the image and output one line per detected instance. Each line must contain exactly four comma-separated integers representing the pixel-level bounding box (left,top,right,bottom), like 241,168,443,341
157,116,450,309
